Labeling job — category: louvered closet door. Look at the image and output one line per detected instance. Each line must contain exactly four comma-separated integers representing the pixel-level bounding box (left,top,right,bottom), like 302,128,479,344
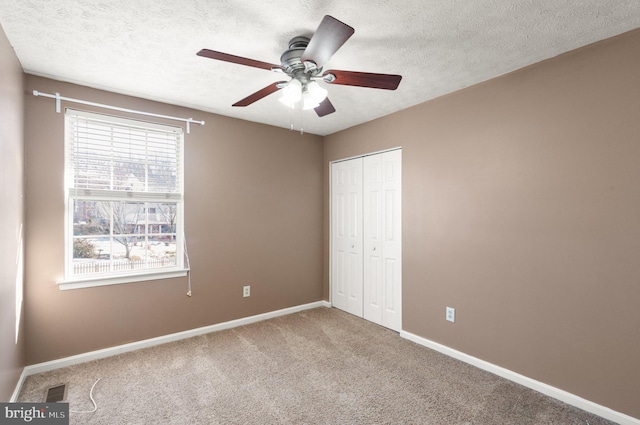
363,150,402,331
331,158,364,317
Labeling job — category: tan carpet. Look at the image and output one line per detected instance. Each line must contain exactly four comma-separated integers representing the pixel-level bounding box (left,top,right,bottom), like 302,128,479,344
18,307,615,424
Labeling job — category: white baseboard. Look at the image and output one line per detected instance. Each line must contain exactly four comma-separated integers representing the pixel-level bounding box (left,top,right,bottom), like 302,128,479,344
400,330,639,425
19,300,331,379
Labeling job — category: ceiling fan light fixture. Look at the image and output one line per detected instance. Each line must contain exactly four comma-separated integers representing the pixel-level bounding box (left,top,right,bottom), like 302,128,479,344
278,79,302,106
302,81,328,110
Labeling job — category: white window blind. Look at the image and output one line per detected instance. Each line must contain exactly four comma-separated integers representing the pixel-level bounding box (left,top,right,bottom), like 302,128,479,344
67,110,183,197
63,109,185,287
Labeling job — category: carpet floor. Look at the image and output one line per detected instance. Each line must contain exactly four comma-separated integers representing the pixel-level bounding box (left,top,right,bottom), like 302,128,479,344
18,307,615,424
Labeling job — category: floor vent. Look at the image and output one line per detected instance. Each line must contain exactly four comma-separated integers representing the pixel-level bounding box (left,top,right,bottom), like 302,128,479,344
44,383,67,403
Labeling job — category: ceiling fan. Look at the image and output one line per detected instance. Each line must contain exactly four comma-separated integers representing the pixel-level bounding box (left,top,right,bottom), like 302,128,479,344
197,15,402,117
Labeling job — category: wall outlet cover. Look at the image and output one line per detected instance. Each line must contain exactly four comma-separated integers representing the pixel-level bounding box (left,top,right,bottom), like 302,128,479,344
446,307,455,322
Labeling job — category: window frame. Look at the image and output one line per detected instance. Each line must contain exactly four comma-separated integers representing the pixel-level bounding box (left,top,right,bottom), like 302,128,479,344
60,109,187,290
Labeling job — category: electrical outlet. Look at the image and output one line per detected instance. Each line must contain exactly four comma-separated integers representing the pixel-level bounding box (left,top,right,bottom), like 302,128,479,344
446,307,455,323
243,285,250,298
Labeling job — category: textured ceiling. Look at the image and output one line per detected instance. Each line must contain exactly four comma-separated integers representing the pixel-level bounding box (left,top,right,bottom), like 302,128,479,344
1,1,639,136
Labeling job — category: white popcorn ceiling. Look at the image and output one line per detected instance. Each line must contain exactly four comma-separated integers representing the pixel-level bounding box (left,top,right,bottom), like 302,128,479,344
1,0,639,136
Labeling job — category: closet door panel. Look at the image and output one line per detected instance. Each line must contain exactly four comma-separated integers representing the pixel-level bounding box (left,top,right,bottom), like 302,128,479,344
332,188,347,311
363,154,383,325
381,150,402,331
331,158,363,317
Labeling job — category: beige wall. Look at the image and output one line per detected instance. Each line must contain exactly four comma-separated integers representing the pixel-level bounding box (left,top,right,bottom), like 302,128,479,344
324,28,640,419
0,24,25,401
23,75,324,365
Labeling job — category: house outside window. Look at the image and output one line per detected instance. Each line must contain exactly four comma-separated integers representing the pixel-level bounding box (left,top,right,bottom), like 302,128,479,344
62,109,186,289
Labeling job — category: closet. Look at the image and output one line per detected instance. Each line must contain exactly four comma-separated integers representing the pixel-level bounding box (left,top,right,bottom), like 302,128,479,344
330,149,402,331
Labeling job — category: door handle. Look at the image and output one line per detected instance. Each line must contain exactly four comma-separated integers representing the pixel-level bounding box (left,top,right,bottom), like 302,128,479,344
372,246,376,251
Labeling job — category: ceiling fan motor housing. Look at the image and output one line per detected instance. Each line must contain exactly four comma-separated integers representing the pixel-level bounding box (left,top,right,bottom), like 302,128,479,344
280,36,320,77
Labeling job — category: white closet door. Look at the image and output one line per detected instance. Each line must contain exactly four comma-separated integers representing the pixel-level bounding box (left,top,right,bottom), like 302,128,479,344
363,154,384,325
363,150,402,331
331,158,363,317
381,150,402,331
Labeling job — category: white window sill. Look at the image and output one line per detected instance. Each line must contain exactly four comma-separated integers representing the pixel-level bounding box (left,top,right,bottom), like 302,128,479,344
57,268,189,290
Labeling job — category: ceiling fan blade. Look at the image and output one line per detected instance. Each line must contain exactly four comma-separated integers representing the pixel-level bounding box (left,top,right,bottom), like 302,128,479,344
232,81,288,107
323,70,402,90
197,49,284,72
300,15,354,68
314,97,336,117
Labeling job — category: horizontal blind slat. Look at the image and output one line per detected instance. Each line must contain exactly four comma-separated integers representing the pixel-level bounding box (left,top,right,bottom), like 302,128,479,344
67,109,183,194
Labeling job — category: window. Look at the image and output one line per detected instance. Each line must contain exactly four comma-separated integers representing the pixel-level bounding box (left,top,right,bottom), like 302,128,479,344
62,109,186,289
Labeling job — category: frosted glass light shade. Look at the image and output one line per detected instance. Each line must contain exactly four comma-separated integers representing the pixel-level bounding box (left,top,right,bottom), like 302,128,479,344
302,81,328,110
279,79,302,106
